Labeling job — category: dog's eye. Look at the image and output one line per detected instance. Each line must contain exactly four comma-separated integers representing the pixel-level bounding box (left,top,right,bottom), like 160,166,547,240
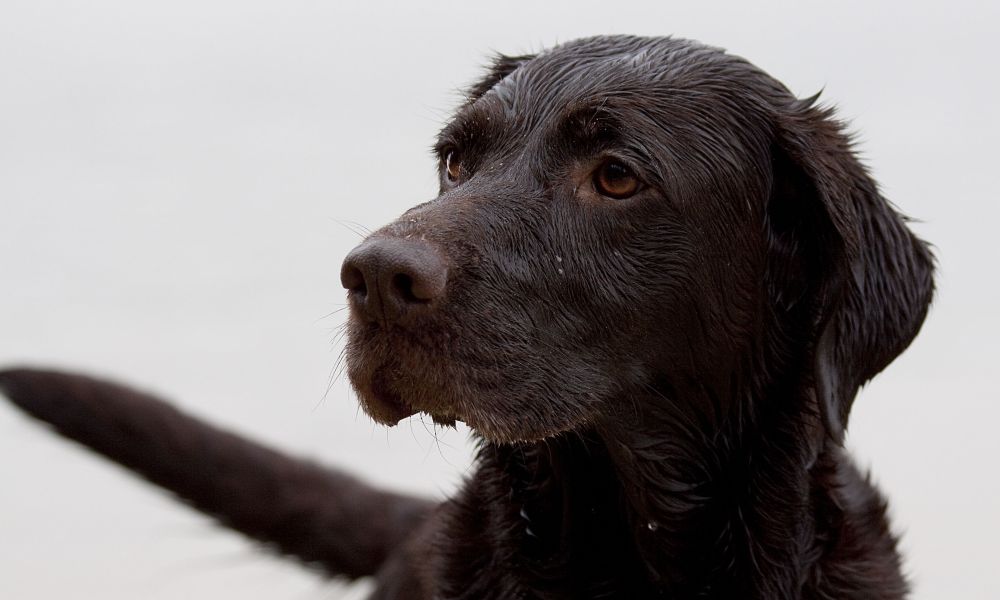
444,149,462,183
593,160,640,199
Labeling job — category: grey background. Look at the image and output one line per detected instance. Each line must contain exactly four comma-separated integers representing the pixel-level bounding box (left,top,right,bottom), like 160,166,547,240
1,1,996,598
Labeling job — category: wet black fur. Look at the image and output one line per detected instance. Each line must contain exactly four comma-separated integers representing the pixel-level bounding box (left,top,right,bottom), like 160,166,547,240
0,36,932,599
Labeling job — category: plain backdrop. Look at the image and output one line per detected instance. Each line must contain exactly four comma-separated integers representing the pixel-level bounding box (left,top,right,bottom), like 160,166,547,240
1,1,997,598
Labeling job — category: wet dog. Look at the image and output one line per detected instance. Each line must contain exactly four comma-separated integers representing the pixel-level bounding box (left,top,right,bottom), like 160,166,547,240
0,35,933,599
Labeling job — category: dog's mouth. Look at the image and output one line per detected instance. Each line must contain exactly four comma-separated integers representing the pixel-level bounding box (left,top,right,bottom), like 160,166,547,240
361,364,461,429
366,369,418,425
345,313,609,444
342,265,604,443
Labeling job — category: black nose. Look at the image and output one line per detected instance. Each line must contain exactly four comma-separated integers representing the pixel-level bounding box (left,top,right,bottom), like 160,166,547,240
340,237,448,326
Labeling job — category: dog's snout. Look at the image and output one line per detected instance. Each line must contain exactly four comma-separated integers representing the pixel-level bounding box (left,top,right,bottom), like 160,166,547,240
341,237,448,326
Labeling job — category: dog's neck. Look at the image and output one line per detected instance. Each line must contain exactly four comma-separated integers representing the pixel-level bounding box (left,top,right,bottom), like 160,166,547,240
468,383,831,599
596,382,825,597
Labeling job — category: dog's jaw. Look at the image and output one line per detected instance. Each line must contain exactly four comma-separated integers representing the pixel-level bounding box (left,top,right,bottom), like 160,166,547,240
364,367,418,425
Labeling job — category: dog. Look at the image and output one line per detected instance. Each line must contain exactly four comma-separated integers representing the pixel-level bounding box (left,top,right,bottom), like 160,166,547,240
0,35,933,599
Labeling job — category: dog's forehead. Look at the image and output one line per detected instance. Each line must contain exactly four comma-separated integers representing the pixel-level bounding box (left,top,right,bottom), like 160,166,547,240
446,35,784,151
489,37,733,115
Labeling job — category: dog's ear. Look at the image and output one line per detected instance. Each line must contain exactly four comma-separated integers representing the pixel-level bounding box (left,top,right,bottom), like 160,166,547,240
466,53,535,101
768,98,934,442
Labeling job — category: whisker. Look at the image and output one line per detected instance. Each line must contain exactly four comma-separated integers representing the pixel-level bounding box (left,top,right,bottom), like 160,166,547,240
315,305,349,323
328,217,371,239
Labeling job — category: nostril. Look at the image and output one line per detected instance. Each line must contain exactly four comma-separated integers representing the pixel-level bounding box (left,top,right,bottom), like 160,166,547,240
401,256,448,303
341,265,368,297
392,273,423,304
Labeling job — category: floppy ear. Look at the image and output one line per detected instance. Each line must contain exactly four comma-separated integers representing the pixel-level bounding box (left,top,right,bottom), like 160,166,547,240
466,53,535,101
770,98,934,442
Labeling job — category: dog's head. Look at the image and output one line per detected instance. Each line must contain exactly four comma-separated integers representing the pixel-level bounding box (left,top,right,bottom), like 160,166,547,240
341,36,933,444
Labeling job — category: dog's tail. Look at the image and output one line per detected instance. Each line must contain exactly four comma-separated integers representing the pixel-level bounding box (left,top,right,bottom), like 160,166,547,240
0,367,435,580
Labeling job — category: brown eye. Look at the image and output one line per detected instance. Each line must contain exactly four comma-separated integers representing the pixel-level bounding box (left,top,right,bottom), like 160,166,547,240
593,160,640,199
444,149,462,183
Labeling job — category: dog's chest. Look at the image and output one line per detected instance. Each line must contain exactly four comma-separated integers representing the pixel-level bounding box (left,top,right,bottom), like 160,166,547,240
418,445,663,600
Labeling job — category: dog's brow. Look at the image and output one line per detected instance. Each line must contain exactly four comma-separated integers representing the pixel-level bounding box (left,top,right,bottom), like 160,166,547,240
435,99,506,155
558,101,621,138
546,100,641,161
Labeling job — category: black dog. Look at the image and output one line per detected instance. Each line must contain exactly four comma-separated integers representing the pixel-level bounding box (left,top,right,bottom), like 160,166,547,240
0,35,933,599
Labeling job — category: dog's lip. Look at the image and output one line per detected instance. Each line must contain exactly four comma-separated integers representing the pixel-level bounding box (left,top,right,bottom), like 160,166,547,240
360,365,578,442
361,367,463,429
367,372,418,426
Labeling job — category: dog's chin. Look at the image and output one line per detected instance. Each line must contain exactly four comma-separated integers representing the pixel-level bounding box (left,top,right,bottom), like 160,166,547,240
360,373,418,426
346,328,598,444
352,369,589,445
348,363,455,428
361,387,459,429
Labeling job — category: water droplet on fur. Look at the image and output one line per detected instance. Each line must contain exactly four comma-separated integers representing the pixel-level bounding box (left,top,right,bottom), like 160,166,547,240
555,255,563,262
557,268,564,275
647,521,659,532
